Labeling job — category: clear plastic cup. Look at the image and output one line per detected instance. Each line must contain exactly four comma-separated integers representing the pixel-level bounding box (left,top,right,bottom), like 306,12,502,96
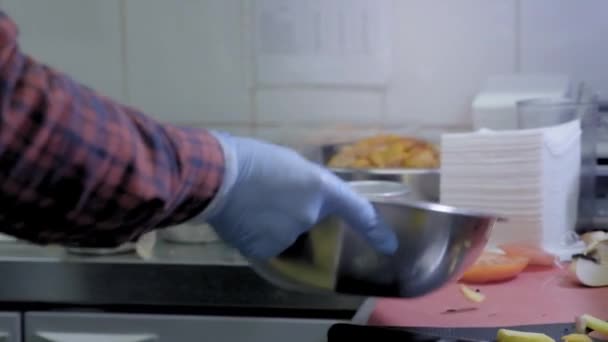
517,98,588,129
516,97,599,232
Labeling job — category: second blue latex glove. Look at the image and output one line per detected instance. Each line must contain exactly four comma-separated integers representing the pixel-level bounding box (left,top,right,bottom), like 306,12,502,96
203,133,398,260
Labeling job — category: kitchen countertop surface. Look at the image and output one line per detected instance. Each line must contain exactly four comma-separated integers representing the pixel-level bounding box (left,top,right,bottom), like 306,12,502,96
368,266,608,327
0,240,363,318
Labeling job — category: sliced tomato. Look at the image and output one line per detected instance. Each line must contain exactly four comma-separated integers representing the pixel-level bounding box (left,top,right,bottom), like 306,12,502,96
460,252,529,284
498,243,556,267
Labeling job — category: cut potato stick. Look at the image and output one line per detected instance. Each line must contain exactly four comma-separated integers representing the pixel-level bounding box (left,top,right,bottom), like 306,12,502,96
561,334,592,342
459,284,485,303
576,314,608,336
497,329,554,342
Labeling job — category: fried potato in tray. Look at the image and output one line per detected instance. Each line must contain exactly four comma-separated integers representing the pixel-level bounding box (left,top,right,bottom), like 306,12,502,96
327,134,440,169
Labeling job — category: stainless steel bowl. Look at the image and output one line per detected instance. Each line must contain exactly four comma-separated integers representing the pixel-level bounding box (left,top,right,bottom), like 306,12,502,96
65,244,135,256
159,223,219,244
332,168,439,202
301,143,440,202
348,180,410,200
249,198,497,298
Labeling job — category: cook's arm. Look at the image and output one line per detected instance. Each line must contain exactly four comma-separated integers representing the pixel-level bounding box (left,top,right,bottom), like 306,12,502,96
0,12,224,247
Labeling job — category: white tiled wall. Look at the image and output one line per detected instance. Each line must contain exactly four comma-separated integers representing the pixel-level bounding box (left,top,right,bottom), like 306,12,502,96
3,0,607,145
3,0,126,102
519,0,608,98
124,0,250,124
255,88,384,125
386,0,516,127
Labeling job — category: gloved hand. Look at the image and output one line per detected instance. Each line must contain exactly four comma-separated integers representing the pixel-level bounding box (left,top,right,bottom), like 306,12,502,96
201,133,398,260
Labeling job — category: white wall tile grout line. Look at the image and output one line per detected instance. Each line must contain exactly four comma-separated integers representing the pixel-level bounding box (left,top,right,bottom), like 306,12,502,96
119,0,130,104
514,0,522,73
242,0,257,136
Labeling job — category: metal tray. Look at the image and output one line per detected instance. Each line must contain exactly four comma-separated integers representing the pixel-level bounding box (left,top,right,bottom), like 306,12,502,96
302,143,440,202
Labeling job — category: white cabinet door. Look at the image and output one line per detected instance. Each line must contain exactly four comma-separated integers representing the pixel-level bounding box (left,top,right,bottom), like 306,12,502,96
34,332,156,342
26,312,337,342
0,312,21,342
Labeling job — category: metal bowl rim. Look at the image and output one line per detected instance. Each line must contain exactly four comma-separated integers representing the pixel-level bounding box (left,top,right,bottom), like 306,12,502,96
329,166,440,175
371,197,504,221
348,180,410,196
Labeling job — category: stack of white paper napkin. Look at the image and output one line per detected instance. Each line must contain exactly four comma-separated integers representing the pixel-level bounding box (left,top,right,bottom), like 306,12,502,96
441,120,583,260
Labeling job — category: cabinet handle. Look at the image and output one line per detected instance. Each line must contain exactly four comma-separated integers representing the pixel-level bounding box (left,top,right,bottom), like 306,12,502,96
35,332,157,342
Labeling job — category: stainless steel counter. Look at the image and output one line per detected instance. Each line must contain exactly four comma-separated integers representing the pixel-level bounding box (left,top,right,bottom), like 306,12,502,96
0,238,247,265
0,240,363,319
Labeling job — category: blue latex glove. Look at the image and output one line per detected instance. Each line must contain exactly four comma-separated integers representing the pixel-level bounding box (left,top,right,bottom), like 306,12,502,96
201,133,398,260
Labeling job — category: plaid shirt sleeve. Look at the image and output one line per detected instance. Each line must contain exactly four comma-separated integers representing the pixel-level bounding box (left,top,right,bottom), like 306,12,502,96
0,12,225,247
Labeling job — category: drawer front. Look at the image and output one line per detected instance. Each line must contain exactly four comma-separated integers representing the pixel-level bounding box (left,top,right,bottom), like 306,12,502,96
26,312,337,342
0,312,21,342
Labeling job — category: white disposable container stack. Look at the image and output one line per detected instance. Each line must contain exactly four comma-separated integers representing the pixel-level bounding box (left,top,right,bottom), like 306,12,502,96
440,120,583,260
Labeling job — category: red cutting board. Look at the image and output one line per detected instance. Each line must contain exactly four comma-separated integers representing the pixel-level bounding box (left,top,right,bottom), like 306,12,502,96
369,266,608,327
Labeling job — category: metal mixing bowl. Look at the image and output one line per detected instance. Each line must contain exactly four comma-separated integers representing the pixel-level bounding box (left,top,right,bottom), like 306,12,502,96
249,198,497,298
